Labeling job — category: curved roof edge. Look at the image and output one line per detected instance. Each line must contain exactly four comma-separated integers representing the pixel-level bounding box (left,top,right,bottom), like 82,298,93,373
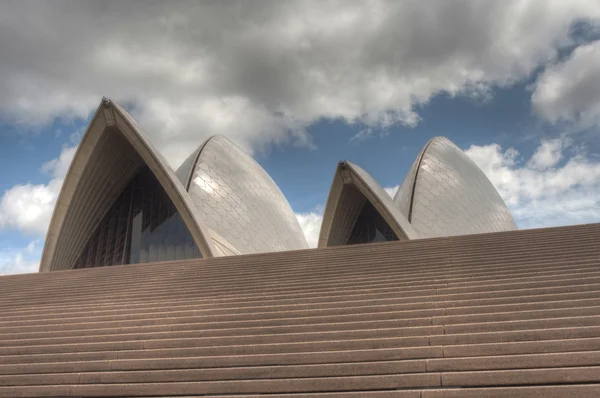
39,98,217,272
396,136,517,238
393,137,436,222
184,134,308,254
175,135,216,190
318,160,419,248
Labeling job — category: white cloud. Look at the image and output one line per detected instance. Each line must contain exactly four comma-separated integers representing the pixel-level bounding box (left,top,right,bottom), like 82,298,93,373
40,146,77,178
0,145,75,236
384,185,399,198
465,138,600,228
0,240,41,275
350,128,374,144
532,40,600,128
527,138,565,170
295,212,323,248
0,1,598,165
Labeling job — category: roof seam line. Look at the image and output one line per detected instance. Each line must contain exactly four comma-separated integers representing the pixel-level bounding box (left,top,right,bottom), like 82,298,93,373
408,137,436,223
184,136,216,191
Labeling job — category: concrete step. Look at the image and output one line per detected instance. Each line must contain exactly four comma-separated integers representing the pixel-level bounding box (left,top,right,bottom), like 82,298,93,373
0,374,442,396
3,237,597,292
5,250,597,299
5,273,600,319
5,263,600,318
0,325,444,350
427,350,600,371
0,224,599,396
422,385,600,398
7,287,597,330
3,270,599,313
0,360,428,385
442,366,600,386
5,349,600,377
443,336,600,357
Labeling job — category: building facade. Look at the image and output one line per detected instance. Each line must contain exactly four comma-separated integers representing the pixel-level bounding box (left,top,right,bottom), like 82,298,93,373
319,137,517,247
41,99,516,271
39,99,307,272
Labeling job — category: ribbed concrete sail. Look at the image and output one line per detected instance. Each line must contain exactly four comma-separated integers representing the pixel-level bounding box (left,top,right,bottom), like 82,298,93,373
319,161,418,248
40,99,216,272
2,223,600,396
320,137,517,249
178,135,308,255
394,137,517,237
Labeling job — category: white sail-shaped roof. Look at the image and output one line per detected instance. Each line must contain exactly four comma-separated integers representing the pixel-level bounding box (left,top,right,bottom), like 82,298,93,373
318,161,419,248
177,135,308,255
394,136,517,237
40,99,216,272
319,137,517,248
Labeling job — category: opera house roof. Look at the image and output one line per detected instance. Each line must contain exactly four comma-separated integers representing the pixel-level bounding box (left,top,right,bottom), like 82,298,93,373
176,135,308,256
394,137,517,238
40,98,307,272
41,98,518,272
319,137,517,248
3,97,600,397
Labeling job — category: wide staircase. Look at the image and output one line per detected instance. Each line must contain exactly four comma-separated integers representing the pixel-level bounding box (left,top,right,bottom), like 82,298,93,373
1,223,600,397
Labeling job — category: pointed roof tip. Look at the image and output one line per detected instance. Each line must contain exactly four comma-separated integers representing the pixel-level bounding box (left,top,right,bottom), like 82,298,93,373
318,159,419,248
40,98,218,271
425,136,450,147
199,134,259,162
208,134,244,148
198,135,241,152
184,130,309,254
401,133,517,237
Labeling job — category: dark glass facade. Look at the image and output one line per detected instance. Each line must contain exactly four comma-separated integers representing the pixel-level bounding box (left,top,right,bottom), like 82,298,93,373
74,167,201,268
346,201,398,245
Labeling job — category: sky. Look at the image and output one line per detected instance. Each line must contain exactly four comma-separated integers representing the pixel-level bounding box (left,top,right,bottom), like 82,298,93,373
0,0,600,275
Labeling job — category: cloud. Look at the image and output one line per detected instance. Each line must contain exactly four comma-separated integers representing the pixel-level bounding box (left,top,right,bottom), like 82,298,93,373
296,212,323,248
40,146,77,178
465,138,600,228
532,40,600,128
527,138,565,170
0,240,41,275
0,1,598,165
384,185,399,198
0,145,76,236
350,128,374,144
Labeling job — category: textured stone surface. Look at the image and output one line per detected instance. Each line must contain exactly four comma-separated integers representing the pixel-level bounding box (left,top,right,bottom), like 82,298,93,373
176,145,202,188
1,224,600,396
183,136,308,255
395,137,517,238
394,154,420,219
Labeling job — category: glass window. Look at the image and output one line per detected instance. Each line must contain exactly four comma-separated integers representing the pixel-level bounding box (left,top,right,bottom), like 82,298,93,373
173,213,185,260
157,199,168,262
148,207,158,263
346,201,399,245
165,213,176,261
73,167,201,268
139,189,151,264
129,210,143,264
185,228,196,259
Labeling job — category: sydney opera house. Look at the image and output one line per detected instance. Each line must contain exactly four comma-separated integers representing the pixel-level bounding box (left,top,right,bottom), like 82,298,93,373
40,98,516,272
3,98,600,397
